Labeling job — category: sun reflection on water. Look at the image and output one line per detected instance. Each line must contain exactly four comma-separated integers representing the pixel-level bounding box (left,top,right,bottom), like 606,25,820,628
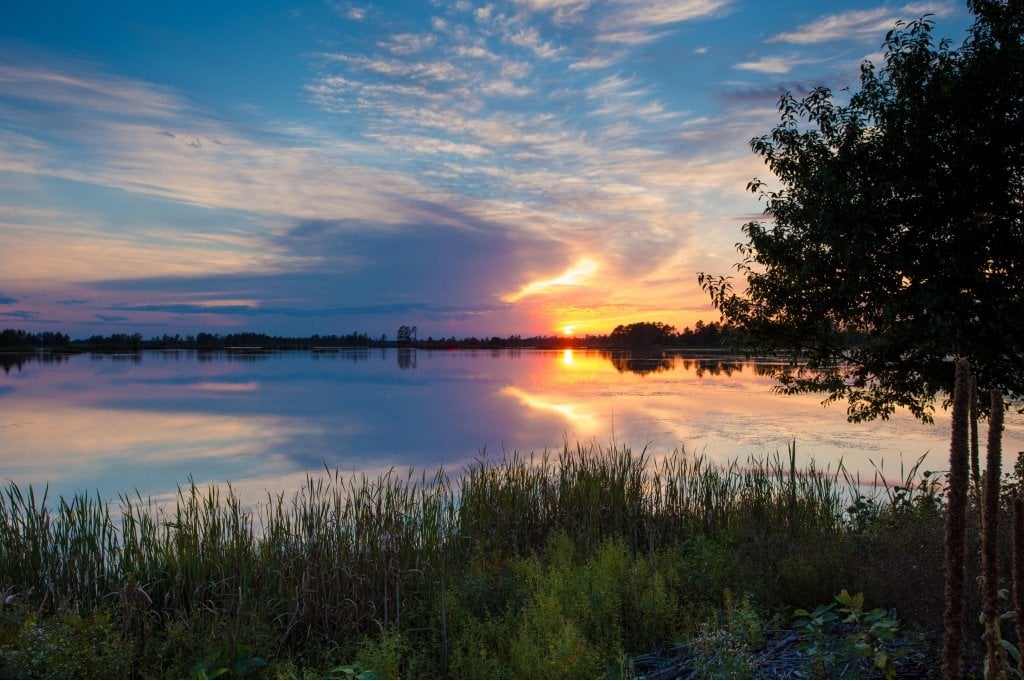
500,385,602,434
2,349,1022,504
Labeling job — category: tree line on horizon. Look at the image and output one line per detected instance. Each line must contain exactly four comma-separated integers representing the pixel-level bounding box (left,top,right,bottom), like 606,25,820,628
0,320,732,352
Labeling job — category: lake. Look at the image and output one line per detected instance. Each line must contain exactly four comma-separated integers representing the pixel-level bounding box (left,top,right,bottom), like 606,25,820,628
2,348,1021,504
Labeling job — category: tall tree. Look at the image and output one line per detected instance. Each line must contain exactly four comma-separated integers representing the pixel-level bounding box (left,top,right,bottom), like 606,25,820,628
396,325,418,345
607,321,676,349
700,0,1024,421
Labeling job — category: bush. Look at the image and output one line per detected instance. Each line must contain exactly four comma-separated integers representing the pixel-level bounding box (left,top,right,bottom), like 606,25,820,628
0,611,130,679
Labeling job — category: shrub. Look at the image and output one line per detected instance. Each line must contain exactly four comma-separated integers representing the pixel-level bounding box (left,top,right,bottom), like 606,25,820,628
0,611,130,679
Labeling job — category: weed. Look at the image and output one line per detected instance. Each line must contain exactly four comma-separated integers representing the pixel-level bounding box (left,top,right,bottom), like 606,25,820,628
794,590,909,679
0,611,130,679
1,442,1012,677
688,625,758,679
354,628,406,680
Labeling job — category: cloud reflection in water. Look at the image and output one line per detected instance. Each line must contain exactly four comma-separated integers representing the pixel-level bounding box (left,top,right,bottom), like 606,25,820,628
1,349,1021,503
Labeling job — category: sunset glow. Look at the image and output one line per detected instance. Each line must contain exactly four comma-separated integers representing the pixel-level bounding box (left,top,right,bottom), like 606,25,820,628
0,2,971,338
7,349,1024,503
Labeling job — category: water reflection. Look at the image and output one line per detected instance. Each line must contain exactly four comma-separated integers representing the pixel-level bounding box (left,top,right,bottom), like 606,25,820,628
604,352,675,376
1,352,72,374
601,351,751,378
397,348,417,370
501,385,602,434
0,349,1021,504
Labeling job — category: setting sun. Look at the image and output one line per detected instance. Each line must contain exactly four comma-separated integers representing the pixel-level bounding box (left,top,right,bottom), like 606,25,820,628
562,325,575,336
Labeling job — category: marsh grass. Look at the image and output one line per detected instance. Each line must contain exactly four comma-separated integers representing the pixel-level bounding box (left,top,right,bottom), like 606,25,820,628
0,443,999,678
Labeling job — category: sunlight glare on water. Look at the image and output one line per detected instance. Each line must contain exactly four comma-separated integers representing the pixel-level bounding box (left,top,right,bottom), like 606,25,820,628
1,349,1020,503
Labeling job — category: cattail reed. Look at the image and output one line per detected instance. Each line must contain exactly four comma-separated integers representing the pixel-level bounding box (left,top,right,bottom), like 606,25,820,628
0,441,935,675
982,389,1004,678
971,374,981,488
1013,495,1024,680
942,358,971,679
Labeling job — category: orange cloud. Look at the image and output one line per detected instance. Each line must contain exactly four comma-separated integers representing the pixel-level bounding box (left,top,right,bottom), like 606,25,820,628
501,256,599,303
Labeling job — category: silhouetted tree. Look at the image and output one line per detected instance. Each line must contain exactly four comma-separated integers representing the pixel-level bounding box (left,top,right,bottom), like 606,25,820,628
607,322,676,349
396,325,418,345
700,2,1024,421
0,329,70,348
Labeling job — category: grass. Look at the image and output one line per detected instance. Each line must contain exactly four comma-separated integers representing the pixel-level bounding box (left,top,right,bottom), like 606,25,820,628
0,442,1012,678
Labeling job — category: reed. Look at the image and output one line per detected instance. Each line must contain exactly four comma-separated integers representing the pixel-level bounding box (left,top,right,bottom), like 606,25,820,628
971,374,981,488
0,442,958,676
942,358,972,679
981,389,1005,678
1013,495,1024,680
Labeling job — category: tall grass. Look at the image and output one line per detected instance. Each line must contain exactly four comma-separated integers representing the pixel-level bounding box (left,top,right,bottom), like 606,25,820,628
0,443,955,675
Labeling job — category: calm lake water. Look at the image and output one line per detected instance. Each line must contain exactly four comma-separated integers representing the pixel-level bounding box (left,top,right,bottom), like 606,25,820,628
2,349,1022,504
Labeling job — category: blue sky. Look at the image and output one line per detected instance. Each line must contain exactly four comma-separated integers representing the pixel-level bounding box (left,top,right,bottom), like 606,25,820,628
0,0,971,339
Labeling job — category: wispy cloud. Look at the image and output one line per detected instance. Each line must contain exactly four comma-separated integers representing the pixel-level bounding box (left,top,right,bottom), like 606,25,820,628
768,2,954,45
0,60,183,119
603,0,732,29
0,0,802,337
0,310,37,320
380,32,438,55
514,0,592,25
733,54,818,75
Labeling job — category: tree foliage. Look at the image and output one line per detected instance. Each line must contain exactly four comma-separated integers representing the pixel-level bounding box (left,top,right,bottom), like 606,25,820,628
700,0,1024,421
607,321,676,349
0,329,70,348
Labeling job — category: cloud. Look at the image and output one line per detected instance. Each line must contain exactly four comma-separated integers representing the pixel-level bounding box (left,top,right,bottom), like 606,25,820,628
605,0,732,28
108,302,434,318
767,3,954,45
502,257,600,303
94,314,130,323
593,0,732,43
331,2,367,21
0,59,183,119
112,303,260,315
733,55,813,75
0,61,454,235
69,209,571,332
0,201,283,286
715,82,804,107
570,54,617,70
0,295,17,304
381,33,438,55
517,0,592,25
0,310,37,320
506,26,563,58
0,2,777,338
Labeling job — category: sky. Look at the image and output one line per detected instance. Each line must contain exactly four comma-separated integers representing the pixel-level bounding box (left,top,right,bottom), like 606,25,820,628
0,0,972,340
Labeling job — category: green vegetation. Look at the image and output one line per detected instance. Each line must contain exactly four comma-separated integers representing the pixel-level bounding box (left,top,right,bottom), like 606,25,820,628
606,321,731,350
0,443,1017,678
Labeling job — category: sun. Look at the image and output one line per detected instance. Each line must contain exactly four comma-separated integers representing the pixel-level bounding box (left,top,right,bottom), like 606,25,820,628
562,325,575,336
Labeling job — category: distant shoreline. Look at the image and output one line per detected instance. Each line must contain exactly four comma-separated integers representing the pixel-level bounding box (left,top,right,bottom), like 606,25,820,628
0,321,735,353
